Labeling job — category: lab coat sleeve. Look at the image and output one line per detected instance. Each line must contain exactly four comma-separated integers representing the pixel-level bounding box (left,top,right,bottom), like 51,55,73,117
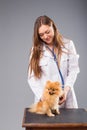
27,49,49,102
64,40,80,88
27,48,43,100
27,74,43,101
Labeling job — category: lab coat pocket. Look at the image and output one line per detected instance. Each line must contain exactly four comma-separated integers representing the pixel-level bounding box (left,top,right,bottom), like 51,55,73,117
39,57,48,74
61,53,68,62
60,55,68,73
29,57,48,79
39,57,48,66
61,55,68,66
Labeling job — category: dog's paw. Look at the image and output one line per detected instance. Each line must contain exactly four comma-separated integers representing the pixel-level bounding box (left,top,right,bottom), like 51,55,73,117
52,109,60,115
48,113,55,117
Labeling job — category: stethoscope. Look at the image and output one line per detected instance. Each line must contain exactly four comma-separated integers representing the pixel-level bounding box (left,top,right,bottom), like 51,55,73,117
43,42,64,89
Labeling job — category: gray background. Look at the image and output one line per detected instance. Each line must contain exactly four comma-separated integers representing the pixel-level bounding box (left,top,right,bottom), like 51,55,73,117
0,0,87,130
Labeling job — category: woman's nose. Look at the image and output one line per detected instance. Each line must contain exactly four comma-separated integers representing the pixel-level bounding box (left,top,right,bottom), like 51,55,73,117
44,34,48,39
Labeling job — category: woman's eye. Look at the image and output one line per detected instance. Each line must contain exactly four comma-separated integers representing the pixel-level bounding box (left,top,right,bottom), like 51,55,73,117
39,30,50,37
46,31,50,34
39,34,43,37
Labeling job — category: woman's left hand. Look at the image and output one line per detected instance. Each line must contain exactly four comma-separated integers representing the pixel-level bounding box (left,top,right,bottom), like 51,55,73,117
59,86,70,105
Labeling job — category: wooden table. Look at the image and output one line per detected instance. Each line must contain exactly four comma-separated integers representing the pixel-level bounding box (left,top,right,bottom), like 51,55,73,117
22,108,87,130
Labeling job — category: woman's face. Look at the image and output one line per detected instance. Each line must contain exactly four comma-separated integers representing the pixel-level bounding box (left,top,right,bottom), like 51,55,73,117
38,24,54,46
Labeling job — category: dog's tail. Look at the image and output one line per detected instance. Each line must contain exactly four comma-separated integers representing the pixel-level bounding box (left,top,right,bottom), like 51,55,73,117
28,104,37,113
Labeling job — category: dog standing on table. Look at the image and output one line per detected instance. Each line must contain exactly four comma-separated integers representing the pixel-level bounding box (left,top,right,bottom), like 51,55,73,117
29,80,64,117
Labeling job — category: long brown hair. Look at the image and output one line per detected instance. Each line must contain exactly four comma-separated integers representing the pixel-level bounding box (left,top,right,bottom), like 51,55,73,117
28,15,65,78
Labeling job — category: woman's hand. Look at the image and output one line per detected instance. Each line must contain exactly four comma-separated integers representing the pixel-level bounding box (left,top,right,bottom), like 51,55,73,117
59,86,70,105
59,93,66,105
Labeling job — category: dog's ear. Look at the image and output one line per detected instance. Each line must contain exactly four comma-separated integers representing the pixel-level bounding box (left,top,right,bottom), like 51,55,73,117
46,80,51,84
55,81,61,86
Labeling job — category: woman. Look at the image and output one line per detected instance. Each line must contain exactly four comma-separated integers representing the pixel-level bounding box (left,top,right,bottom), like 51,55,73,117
28,15,80,108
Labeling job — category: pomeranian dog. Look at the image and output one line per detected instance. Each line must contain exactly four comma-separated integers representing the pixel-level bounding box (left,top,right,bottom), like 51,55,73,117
28,81,64,117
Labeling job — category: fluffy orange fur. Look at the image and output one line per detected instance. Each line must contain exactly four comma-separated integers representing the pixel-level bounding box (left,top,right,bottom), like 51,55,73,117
28,81,64,116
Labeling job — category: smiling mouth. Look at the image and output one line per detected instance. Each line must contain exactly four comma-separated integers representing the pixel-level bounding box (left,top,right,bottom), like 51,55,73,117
49,92,55,95
45,39,50,42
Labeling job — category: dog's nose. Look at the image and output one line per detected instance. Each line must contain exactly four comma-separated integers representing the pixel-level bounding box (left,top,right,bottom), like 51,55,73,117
49,91,54,95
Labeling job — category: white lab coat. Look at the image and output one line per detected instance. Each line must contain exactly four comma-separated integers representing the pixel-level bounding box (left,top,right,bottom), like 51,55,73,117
28,39,80,108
